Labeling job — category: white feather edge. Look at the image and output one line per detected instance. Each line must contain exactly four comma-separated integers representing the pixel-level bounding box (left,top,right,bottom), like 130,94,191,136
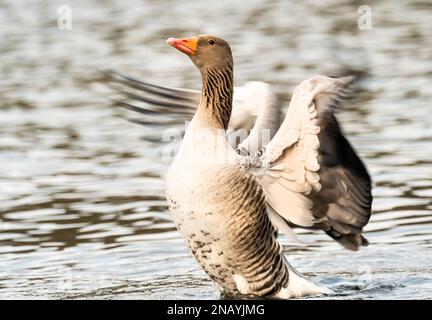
257,75,354,231
267,206,304,244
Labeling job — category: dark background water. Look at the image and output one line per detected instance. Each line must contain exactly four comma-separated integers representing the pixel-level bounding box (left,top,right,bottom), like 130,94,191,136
0,0,431,299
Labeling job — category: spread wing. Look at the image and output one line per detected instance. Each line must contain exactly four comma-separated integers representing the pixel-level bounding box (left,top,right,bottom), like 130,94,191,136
254,75,372,251
102,70,198,127
102,70,281,146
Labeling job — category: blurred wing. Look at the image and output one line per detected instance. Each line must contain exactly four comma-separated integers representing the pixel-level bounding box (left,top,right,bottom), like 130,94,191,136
256,75,372,251
102,70,278,138
102,69,199,126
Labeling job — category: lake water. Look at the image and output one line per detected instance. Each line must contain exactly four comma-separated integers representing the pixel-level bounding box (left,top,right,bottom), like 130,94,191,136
0,0,431,299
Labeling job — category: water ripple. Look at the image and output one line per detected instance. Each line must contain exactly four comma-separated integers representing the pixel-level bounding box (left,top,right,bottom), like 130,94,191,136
0,0,431,299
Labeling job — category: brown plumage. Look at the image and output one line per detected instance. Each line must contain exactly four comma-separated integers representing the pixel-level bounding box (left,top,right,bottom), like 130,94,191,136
115,34,372,298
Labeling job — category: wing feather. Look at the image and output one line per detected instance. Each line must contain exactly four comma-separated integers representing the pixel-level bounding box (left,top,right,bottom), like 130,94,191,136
255,75,372,251
102,70,282,150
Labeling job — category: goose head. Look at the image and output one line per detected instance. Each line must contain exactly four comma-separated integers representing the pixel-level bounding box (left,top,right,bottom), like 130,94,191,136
166,34,233,73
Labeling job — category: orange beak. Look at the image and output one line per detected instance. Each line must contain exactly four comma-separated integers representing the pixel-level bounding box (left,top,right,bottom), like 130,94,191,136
166,37,198,55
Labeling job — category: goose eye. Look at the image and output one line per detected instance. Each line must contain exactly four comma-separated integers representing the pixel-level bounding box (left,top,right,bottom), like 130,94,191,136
208,39,215,45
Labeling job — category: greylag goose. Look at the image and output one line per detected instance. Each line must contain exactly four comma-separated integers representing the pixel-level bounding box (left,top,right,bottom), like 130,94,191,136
112,34,372,298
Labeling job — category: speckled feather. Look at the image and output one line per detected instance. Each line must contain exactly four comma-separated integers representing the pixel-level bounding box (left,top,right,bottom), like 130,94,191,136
167,160,290,297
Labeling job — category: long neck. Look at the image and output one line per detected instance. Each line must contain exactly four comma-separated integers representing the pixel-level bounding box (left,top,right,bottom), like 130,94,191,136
198,66,234,130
